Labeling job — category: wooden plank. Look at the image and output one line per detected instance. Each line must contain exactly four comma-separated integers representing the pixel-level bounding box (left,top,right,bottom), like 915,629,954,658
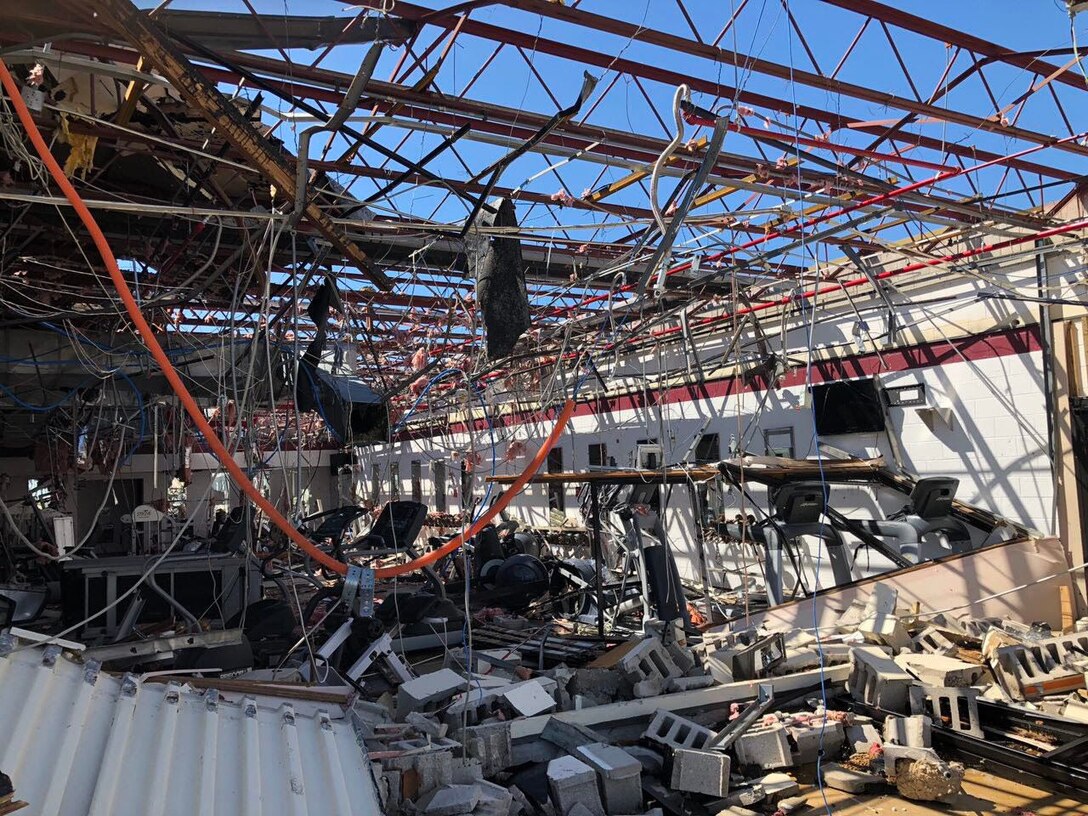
585,637,639,669
145,676,354,705
1061,584,1076,632
486,457,886,486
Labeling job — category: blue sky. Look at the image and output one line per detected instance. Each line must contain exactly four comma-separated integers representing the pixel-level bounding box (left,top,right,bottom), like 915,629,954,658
133,0,1088,308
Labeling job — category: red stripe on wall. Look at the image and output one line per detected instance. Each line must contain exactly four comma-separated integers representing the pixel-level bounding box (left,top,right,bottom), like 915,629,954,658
394,325,1042,441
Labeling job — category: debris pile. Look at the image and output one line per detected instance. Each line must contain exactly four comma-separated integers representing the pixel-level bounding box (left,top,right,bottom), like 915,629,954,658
347,579,1088,814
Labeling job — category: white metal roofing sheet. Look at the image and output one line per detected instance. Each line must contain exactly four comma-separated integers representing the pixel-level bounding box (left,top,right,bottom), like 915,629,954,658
0,639,382,816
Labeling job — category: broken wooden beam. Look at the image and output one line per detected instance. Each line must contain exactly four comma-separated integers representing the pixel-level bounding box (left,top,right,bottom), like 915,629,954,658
63,0,392,291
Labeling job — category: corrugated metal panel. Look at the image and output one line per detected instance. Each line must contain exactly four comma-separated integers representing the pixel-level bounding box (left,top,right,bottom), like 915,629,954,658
0,641,382,816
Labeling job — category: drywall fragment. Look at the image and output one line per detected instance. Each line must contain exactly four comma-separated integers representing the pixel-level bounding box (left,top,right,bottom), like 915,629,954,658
776,794,810,813
752,772,800,800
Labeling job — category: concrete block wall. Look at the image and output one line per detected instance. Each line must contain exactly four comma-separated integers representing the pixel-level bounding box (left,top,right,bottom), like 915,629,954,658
356,333,1052,586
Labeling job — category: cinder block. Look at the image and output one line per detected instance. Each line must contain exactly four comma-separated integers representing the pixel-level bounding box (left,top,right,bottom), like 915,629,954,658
407,711,448,739
632,677,664,699
459,722,512,776
397,668,466,718
619,637,681,686
909,686,983,739
895,653,987,688
883,715,932,748
666,641,698,673
667,675,716,692
776,643,852,674
451,758,483,784
845,717,882,752
912,626,957,655
670,748,730,797
643,710,714,750
382,770,402,812
718,784,766,808
575,743,643,815
548,756,605,816
733,723,792,770
787,719,844,765
385,749,454,798
570,668,622,701
390,736,461,753
857,583,911,650
704,648,736,685
847,646,913,712
992,632,1088,699
425,784,481,816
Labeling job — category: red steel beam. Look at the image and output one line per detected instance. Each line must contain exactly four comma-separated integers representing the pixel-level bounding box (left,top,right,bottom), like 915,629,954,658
381,1,1088,161
820,0,1088,92
49,37,1079,184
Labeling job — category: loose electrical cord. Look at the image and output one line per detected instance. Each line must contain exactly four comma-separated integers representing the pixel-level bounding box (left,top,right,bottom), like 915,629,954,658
649,84,690,236
0,57,351,577
0,55,574,583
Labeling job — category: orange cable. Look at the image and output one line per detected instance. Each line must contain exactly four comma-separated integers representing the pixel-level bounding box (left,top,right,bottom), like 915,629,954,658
0,57,348,576
373,397,574,578
0,57,576,583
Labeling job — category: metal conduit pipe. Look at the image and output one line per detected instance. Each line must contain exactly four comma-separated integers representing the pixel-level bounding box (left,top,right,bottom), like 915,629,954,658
291,43,383,226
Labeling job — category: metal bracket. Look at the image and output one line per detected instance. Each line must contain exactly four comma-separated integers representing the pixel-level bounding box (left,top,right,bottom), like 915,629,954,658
708,683,775,750
342,565,375,617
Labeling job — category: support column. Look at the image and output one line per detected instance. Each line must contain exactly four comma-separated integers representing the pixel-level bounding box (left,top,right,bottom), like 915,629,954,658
1049,311,1088,614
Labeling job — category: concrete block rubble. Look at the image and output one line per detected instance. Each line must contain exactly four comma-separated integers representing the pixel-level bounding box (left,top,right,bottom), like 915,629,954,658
350,580,1088,815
